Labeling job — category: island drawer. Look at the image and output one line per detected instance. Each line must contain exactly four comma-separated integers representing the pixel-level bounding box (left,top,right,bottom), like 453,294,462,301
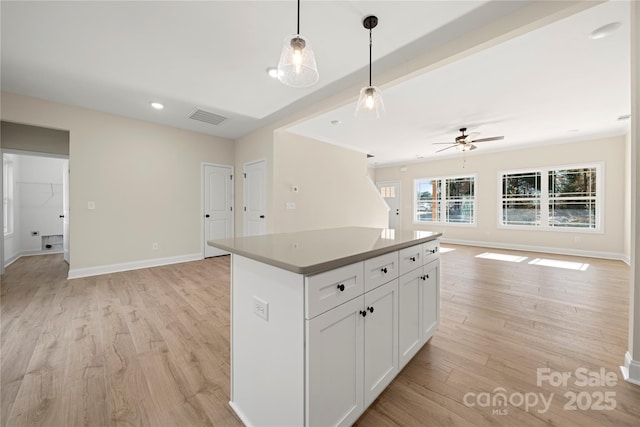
423,240,440,265
399,244,423,276
364,252,399,292
305,262,364,319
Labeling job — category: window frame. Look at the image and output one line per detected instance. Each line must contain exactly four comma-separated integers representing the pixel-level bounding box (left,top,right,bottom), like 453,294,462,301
3,155,14,237
413,174,477,226
497,162,603,233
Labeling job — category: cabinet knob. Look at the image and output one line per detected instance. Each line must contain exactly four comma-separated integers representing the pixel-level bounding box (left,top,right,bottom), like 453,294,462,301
430,249,437,254
360,310,367,317
381,267,388,274
337,284,345,292
205,214,210,218
367,306,374,314
421,275,426,281
410,256,416,262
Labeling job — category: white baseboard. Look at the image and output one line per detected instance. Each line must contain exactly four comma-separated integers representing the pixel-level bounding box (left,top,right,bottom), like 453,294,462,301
440,238,628,262
621,352,640,386
67,253,202,279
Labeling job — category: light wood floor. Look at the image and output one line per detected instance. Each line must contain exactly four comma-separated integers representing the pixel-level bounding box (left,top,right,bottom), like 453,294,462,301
1,246,639,426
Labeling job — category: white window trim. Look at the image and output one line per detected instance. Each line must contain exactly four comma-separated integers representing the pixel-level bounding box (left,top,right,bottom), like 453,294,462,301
496,162,603,233
413,173,477,226
3,155,14,237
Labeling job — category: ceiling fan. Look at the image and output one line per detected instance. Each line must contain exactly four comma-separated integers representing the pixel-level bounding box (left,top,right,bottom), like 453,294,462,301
433,127,504,153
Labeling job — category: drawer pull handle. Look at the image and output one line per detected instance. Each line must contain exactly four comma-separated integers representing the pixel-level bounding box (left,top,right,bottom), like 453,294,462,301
360,310,367,317
410,256,416,262
381,267,388,274
337,284,345,292
367,306,374,314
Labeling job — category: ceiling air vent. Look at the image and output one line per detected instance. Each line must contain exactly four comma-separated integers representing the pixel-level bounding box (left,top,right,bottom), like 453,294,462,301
188,108,227,126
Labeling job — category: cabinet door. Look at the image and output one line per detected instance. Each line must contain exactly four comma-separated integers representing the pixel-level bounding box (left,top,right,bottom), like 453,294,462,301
364,279,399,407
306,296,364,427
398,268,423,369
422,260,440,342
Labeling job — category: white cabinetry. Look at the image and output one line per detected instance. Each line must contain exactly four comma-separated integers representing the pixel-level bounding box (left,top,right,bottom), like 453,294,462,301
228,238,439,427
398,244,440,369
306,252,399,427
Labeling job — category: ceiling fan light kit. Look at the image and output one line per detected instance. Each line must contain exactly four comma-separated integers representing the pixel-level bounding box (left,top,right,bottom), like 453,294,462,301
434,127,504,153
277,0,319,87
355,15,385,119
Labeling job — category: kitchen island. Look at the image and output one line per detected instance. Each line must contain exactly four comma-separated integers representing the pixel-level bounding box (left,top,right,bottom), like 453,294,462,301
208,227,442,427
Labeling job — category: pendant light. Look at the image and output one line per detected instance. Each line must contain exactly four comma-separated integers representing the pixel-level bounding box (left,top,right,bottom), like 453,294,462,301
277,0,319,87
355,15,384,119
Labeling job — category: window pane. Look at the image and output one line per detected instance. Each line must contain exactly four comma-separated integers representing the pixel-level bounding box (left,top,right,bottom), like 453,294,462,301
549,168,597,228
501,172,541,226
380,186,395,198
549,200,596,228
502,200,540,225
415,179,440,222
549,168,596,198
446,177,474,223
503,172,541,198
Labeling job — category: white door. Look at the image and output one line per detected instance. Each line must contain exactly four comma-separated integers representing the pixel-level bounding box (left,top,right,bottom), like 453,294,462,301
377,181,401,229
62,160,70,263
203,164,233,257
364,279,399,407
243,160,266,236
306,296,364,427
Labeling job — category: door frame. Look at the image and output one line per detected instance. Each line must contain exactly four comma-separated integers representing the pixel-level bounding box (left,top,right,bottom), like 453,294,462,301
1,149,70,273
376,180,402,230
201,162,234,258
243,158,267,237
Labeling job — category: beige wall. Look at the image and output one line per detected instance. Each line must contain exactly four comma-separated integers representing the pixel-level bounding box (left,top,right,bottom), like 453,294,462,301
627,131,633,261
375,135,627,259
1,92,234,271
272,132,387,233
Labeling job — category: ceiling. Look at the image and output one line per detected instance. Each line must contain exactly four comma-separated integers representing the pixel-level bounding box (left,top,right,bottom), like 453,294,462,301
1,1,631,167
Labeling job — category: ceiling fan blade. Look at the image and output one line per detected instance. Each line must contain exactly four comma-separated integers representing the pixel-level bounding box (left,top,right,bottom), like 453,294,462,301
435,145,457,153
432,142,455,145
471,136,504,143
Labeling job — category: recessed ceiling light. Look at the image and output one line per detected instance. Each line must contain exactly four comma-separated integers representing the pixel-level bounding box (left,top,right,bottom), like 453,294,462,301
567,129,580,133
416,155,424,159
330,120,342,126
150,102,164,110
266,67,281,79
589,22,621,40
618,114,631,121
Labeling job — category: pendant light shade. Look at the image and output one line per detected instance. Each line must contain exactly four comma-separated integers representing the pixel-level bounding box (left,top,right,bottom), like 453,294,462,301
278,34,319,87
356,86,385,119
277,0,319,87
355,15,384,119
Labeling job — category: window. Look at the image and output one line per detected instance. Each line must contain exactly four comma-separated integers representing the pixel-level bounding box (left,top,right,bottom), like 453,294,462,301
415,175,475,224
3,155,14,236
499,164,601,231
379,185,396,198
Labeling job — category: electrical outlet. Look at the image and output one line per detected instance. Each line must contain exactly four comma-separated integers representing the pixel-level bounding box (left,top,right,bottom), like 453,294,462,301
88,201,96,210
253,296,269,321
152,243,159,250
286,202,296,210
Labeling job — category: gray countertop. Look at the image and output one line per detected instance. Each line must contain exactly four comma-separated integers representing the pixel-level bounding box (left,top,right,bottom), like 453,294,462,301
207,227,441,275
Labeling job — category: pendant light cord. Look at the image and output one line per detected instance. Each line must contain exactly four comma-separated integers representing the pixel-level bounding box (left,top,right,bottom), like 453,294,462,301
369,28,372,87
297,0,300,34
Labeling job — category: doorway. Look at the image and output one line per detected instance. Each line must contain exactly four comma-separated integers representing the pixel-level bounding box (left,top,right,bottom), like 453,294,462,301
377,181,401,229
202,163,234,258
2,151,70,270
